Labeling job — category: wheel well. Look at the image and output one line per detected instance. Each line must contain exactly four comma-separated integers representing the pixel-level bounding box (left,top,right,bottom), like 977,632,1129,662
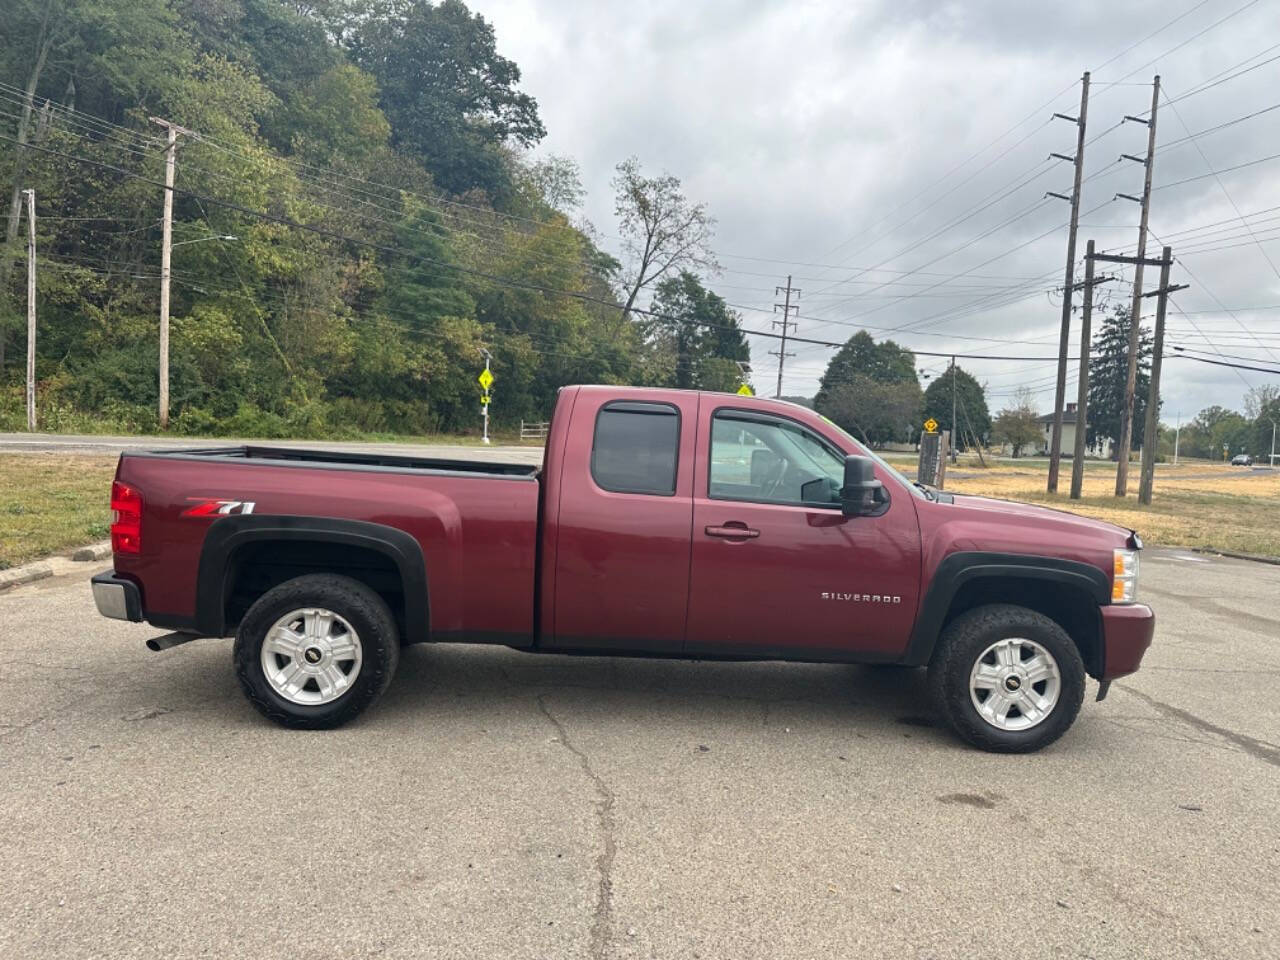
943,576,1103,678
222,540,409,640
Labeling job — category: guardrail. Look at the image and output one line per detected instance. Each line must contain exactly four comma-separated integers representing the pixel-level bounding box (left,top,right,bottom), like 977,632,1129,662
520,420,550,443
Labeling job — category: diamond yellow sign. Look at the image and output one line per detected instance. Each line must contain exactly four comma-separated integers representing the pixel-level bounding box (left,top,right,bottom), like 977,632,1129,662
923,417,939,433
736,384,753,396
477,367,494,391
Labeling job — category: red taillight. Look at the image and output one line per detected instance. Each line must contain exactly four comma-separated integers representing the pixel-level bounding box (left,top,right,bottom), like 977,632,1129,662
110,481,142,554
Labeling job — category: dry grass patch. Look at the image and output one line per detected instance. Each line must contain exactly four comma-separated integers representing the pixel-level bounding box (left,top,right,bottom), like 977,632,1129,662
945,461,1280,558
0,454,118,569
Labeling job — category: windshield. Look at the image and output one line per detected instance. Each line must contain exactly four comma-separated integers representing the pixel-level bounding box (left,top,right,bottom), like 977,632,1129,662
816,414,926,500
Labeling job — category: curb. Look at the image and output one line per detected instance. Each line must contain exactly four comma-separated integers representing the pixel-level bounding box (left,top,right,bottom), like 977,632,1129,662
0,561,55,591
72,542,112,562
0,540,112,593
1191,547,1280,567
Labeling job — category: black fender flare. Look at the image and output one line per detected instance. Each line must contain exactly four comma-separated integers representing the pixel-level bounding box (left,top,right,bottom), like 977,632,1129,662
901,551,1109,666
194,515,429,643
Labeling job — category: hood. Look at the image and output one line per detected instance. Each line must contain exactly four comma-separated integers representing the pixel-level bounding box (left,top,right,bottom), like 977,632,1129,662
918,491,1135,565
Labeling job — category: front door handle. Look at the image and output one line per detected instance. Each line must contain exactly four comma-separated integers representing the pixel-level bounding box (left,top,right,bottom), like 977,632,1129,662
704,522,760,540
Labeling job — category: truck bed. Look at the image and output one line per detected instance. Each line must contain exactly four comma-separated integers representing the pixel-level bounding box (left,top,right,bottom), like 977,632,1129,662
149,444,540,478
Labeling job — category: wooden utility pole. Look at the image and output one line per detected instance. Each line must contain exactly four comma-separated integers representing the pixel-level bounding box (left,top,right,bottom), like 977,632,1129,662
1138,247,1188,505
1070,240,1113,499
22,188,36,431
771,275,799,398
1047,71,1090,493
950,355,958,463
152,118,181,430
1115,76,1160,496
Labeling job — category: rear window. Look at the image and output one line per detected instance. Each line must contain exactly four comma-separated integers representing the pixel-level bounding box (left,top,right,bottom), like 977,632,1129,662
591,402,680,496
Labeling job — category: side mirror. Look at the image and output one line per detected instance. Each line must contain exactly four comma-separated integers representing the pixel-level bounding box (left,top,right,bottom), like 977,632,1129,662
841,455,884,517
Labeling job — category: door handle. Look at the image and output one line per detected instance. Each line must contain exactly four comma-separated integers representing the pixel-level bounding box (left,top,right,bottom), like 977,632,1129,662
704,523,760,540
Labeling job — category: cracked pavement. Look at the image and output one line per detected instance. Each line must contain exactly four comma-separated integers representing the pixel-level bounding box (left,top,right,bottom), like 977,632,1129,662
1,548,1277,959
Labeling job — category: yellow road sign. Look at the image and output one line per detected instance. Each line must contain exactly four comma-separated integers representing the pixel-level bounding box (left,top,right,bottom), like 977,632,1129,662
736,384,753,396
480,395,491,405
478,367,494,391
923,417,939,433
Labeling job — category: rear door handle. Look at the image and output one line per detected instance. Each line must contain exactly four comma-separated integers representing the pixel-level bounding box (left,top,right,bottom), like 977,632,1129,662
704,523,760,540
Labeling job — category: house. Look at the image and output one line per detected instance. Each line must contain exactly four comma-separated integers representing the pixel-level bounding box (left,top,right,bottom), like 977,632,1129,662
1035,403,1112,458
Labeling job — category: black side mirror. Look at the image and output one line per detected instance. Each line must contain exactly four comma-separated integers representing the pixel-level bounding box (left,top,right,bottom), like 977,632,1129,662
841,455,885,517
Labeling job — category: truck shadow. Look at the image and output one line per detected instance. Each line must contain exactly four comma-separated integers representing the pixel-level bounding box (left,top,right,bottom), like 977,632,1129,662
373,643,947,743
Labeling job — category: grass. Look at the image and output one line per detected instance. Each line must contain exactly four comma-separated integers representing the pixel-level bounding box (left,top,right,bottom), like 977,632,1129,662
933,458,1280,559
0,455,118,569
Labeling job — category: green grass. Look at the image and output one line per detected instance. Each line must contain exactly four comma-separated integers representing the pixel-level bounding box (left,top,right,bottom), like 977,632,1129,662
0,455,118,569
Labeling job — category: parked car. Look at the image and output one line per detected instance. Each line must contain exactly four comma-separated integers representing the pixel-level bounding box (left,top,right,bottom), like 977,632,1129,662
1231,454,1253,466
91,385,1154,752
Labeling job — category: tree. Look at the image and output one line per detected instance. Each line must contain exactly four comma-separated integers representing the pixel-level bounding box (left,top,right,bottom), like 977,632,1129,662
645,272,747,391
612,157,717,320
347,0,545,197
922,364,990,449
992,388,1041,457
1243,383,1280,420
814,331,917,407
1087,306,1152,456
1251,395,1280,463
822,377,922,446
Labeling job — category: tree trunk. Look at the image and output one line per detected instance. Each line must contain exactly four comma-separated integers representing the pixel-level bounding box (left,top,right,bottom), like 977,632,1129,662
1,1,53,373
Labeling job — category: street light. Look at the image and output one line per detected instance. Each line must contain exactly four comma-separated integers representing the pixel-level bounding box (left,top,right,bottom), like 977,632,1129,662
172,234,237,248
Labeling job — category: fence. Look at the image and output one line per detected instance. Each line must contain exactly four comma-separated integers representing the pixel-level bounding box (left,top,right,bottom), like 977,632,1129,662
520,419,550,443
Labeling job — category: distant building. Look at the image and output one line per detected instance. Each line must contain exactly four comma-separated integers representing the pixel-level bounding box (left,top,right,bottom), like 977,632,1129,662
1036,403,1112,458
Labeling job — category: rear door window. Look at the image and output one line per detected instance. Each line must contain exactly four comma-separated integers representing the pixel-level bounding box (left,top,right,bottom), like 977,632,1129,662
591,402,680,496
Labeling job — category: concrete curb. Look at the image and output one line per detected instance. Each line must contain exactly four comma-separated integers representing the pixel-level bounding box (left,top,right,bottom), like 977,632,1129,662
72,542,112,562
0,540,113,593
1192,547,1280,567
0,561,55,591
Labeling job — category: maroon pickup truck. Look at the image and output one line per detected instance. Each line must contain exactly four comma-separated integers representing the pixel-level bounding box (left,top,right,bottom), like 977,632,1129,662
92,385,1154,752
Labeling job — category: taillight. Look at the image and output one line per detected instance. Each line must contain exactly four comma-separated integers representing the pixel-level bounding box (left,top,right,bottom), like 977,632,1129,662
110,481,142,554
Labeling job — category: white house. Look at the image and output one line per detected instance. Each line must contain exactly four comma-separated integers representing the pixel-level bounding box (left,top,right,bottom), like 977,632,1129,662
1035,403,1113,458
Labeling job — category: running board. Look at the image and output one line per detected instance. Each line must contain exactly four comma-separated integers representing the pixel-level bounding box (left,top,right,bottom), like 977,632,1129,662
145,632,200,652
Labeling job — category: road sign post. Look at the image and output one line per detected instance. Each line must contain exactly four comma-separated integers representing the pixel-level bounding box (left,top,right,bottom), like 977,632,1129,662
478,358,494,445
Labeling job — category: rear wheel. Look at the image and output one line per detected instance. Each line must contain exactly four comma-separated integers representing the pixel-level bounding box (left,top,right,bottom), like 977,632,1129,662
927,603,1084,753
234,574,400,729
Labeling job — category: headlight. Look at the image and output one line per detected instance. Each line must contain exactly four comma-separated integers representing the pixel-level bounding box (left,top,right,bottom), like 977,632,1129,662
1112,548,1140,603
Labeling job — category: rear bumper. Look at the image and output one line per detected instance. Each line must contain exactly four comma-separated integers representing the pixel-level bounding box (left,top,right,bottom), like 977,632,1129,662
1100,602,1154,679
91,572,143,622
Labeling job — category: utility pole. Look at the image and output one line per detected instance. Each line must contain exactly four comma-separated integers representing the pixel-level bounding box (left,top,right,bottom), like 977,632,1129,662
771,275,799,398
1047,71,1090,493
1138,247,1187,505
1114,76,1160,496
1173,411,1181,466
950,355,957,463
22,188,36,431
1070,240,1112,498
151,117,190,431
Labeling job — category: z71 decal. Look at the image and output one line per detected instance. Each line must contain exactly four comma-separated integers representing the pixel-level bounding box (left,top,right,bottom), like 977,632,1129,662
180,498,256,517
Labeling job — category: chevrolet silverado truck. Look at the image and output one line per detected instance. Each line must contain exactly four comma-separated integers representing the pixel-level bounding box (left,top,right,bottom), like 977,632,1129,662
91,385,1154,752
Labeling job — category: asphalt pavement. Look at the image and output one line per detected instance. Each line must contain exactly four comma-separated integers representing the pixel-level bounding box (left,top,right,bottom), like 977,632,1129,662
1,550,1277,959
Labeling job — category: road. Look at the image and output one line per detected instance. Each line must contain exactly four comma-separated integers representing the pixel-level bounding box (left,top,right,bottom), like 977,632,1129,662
1,550,1277,959
0,431,545,465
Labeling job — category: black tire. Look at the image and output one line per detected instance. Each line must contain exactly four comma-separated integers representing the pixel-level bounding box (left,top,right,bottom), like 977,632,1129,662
234,574,400,730
927,603,1085,753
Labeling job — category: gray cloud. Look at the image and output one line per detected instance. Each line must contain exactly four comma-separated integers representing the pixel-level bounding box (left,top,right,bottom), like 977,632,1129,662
486,0,1280,416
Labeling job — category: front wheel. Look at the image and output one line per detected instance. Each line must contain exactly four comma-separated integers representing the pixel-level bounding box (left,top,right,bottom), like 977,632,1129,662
927,604,1085,753
234,574,400,729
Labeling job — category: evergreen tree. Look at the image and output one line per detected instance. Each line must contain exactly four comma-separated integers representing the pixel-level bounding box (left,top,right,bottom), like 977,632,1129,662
922,365,991,448
1087,306,1153,454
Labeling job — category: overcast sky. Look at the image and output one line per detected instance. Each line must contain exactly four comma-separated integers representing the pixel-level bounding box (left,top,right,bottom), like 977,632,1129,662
479,0,1280,419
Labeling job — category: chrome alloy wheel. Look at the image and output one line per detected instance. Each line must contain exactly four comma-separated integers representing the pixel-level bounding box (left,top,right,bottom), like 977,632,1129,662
968,637,1061,732
260,608,363,706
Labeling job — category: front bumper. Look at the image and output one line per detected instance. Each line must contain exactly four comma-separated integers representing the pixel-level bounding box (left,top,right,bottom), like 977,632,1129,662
91,572,143,622
1100,602,1155,679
